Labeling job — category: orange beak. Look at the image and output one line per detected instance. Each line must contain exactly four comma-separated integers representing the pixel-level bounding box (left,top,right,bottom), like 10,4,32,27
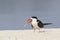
25,18,32,26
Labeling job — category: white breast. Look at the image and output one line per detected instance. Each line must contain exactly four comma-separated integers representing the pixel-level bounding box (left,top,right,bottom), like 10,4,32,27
32,18,39,29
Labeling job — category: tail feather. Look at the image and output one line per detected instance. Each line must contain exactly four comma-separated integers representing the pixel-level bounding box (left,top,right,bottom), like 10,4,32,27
43,23,52,25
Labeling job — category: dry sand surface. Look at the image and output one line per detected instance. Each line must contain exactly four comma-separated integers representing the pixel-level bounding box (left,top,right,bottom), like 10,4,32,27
0,28,60,40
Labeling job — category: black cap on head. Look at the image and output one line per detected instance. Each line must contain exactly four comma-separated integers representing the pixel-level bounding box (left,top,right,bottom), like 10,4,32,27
31,16,38,19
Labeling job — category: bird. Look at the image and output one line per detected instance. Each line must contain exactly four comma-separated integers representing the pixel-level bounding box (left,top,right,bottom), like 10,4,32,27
25,16,52,32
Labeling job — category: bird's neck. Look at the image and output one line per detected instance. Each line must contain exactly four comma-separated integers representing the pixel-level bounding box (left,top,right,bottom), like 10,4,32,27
32,19,37,24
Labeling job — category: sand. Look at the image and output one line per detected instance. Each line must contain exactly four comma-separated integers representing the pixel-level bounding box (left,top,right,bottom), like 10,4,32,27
0,28,60,40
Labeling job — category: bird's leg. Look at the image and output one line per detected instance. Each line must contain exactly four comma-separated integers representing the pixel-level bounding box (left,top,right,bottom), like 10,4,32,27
34,28,36,32
38,28,40,32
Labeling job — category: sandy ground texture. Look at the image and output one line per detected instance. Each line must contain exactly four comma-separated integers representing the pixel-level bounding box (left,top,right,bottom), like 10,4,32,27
0,28,60,40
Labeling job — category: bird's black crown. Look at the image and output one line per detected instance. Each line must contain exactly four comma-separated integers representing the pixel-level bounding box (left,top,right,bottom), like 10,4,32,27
31,16,38,19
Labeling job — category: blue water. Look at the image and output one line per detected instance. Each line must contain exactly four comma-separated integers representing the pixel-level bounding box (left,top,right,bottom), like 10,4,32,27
0,0,60,30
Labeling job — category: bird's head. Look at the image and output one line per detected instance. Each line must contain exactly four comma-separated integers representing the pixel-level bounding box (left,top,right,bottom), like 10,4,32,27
24,16,38,26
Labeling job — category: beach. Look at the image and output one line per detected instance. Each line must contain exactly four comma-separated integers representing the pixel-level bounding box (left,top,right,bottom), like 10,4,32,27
0,28,60,40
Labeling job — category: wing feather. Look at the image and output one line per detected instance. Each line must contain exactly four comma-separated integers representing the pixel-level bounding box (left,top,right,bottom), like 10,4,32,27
37,20,44,28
